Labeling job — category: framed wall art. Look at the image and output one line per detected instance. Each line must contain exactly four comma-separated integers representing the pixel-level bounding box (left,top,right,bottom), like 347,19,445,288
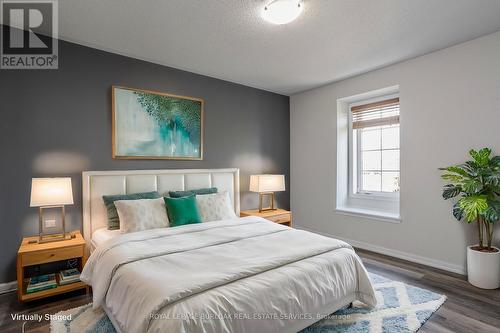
112,86,204,160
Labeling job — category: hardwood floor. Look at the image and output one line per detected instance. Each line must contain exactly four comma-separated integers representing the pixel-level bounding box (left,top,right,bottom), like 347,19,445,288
1,249,499,333
0,289,91,333
357,248,500,333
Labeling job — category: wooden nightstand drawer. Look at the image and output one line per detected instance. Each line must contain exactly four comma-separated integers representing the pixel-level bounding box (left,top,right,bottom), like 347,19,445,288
22,246,83,266
266,213,291,224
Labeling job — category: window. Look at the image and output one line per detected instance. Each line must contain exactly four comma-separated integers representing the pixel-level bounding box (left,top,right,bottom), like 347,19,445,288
336,87,400,222
350,97,400,196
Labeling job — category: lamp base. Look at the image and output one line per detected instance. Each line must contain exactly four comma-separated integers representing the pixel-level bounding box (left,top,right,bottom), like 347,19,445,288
258,192,277,212
36,205,71,244
38,232,72,244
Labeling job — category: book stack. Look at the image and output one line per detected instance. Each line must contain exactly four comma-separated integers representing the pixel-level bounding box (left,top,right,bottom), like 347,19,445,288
27,273,57,293
58,268,81,285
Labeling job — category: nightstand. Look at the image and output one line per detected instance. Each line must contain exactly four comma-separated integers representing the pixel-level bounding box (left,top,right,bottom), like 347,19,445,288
240,208,292,227
17,230,87,302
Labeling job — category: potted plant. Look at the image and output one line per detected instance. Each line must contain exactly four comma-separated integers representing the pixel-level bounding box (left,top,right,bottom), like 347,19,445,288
440,148,500,289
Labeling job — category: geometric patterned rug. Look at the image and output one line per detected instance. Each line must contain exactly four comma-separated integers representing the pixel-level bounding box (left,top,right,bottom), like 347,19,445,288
301,273,446,333
50,273,446,333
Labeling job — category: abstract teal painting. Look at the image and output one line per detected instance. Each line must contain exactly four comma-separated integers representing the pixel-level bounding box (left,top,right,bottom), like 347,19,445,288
112,86,204,160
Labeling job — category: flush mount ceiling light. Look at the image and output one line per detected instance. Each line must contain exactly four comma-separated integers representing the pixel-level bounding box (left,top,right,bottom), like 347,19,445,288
262,0,303,25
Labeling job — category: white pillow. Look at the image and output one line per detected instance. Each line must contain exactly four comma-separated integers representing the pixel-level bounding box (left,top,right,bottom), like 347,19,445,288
115,197,169,234
196,191,237,222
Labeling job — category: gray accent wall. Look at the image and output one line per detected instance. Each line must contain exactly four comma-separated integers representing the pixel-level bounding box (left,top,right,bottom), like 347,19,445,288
0,39,290,283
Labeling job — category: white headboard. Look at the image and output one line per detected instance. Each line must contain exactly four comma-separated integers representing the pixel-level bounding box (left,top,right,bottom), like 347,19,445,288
82,168,240,247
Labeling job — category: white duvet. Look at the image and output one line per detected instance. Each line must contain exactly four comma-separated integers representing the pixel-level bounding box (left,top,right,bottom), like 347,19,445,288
81,217,376,333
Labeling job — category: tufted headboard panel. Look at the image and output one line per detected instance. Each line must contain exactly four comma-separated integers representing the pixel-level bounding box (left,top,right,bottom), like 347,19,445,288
82,168,240,247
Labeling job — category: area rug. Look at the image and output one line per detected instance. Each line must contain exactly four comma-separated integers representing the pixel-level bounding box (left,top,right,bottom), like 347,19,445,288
50,273,445,333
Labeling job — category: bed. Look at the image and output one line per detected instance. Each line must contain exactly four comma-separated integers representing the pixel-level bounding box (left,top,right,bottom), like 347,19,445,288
81,168,376,333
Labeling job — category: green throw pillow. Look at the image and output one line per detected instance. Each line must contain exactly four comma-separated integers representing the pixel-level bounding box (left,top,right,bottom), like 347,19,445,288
164,195,202,227
103,191,160,230
169,187,218,198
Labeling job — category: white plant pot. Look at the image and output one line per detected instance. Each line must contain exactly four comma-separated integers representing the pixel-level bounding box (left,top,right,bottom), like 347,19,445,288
467,245,500,289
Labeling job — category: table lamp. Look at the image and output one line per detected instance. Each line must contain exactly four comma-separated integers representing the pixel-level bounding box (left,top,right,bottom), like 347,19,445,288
249,174,285,212
30,177,74,243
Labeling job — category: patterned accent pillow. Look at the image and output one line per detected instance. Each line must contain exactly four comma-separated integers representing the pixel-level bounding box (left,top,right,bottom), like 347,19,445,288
114,198,169,234
169,187,218,198
196,191,237,222
102,191,160,230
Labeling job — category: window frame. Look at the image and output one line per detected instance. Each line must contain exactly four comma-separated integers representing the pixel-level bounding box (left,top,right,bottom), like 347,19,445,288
348,94,400,202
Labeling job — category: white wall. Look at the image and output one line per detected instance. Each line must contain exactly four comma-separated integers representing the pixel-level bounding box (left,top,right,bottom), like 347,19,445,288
290,31,500,274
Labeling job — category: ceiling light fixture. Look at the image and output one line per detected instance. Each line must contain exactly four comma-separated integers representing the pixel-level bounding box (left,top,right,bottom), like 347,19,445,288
262,0,303,25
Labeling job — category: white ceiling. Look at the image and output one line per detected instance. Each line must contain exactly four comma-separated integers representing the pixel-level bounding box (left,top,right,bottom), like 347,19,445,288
58,0,500,95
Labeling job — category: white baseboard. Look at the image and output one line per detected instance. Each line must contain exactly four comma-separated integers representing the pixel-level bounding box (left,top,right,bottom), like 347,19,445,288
0,281,17,294
296,226,466,275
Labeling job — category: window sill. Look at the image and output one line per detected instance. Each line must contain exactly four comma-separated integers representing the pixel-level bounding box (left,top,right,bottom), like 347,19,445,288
349,193,399,202
334,207,401,223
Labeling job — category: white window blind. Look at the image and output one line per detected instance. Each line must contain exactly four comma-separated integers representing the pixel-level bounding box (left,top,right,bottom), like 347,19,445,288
351,98,400,129
351,97,400,194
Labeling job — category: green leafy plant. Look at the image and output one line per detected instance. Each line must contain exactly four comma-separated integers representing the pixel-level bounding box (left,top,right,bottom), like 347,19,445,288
440,148,500,252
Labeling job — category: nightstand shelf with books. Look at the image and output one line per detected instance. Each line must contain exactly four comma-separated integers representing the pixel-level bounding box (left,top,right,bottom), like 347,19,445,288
17,231,87,302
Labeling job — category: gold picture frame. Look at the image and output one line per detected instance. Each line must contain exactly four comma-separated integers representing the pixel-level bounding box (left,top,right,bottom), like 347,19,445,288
112,85,204,160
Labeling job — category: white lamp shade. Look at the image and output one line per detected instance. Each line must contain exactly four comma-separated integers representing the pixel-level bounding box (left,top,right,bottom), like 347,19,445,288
249,174,285,193
30,178,74,207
